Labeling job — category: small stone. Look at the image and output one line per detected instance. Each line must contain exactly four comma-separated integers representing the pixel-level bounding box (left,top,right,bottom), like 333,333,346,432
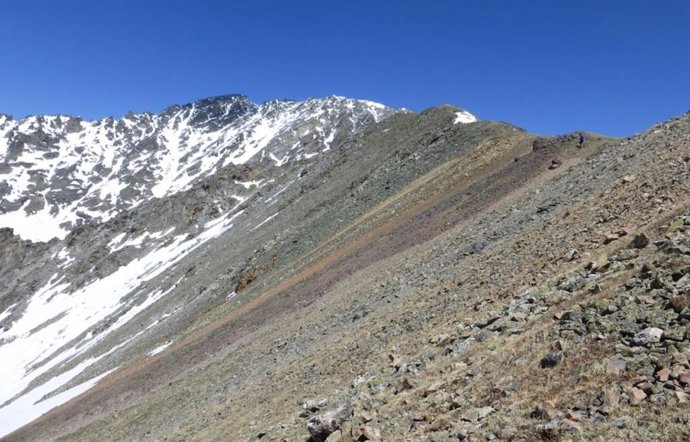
650,277,665,290
675,391,689,404
672,353,689,366
388,353,404,369
629,387,647,405
475,314,501,329
325,430,342,442
551,340,567,351
634,327,664,345
675,274,690,288
565,249,579,261
461,406,494,422
649,354,666,369
558,276,585,292
622,175,636,183
603,304,619,315
531,401,558,420
629,233,650,249
637,381,655,395
614,416,634,429
657,367,671,382
601,387,620,412
540,351,563,368
680,307,690,320
428,416,450,431
430,333,453,346
615,249,639,261
603,233,621,245
303,398,327,412
663,328,685,342
359,410,374,423
554,310,568,320
341,421,353,438
565,410,582,421
394,377,416,393
511,311,528,321
631,374,648,386
637,294,656,305
560,418,581,431
411,413,425,422
548,159,562,170
359,425,381,441
423,382,444,397
606,358,628,375
670,296,690,314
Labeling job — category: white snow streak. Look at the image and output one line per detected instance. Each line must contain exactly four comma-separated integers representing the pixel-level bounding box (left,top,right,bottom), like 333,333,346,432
453,110,478,124
0,366,117,438
148,341,173,356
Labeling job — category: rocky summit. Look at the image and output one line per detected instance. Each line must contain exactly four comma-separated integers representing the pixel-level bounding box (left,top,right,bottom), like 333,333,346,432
0,95,689,442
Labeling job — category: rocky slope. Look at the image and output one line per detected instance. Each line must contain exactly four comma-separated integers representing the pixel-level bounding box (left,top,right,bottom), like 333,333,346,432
0,95,402,437
1,95,689,442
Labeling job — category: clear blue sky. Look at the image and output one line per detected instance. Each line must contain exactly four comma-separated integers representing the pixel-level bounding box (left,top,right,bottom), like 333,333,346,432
1,1,688,136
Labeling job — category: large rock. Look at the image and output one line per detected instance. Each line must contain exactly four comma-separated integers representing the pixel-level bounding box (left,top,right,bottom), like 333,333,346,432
307,405,351,442
605,358,627,375
629,387,647,405
634,327,664,345
629,233,650,249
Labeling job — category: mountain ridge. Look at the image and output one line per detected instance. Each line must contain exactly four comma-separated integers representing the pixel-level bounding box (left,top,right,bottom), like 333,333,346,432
0,95,406,242
1,96,689,441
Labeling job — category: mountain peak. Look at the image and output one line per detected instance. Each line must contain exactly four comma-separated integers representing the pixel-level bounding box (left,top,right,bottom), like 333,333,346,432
0,94,400,242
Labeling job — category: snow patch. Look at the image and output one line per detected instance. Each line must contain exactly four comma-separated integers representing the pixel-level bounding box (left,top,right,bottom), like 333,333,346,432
148,342,173,356
0,366,117,438
236,179,265,189
0,201,69,242
453,110,478,124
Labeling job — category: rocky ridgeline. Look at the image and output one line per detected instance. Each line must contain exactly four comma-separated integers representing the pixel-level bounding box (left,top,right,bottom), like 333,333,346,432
296,211,690,442
0,95,398,241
